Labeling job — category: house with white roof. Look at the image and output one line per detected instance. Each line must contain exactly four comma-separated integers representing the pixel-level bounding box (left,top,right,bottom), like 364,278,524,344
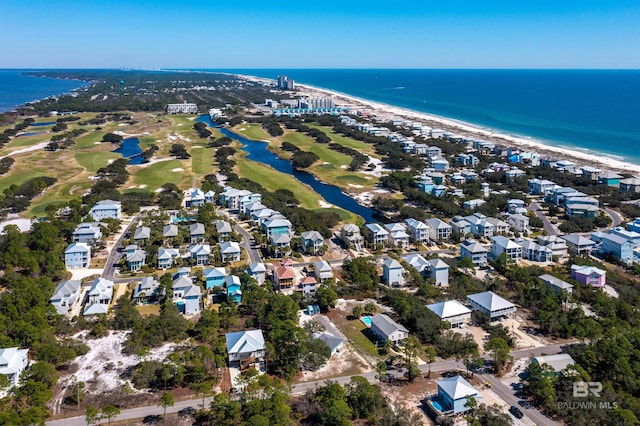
537,235,568,258
204,266,226,289
490,236,522,261
183,187,205,208
404,218,429,243
248,262,266,284
220,241,241,263
403,253,430,275
508,214,530,234
315,333,345,356
467,291,516,320
162,224,178,238
225,329,265,367
486,217,510,235
226,275,242,304
189,243,211,265
562,234,596,255
89,199,121,220
571,265,606,288
340,224,364,249
365,223,389,247
172,276,202,315
313,260,333,283
528,179,556,195
538,274,573,295
507,199,527,214
425,218,452,241
435,376,479,414
451,216,472,236
301,230,325,255
591,231,634,264
65,242,91,269
251,208,276,226
532,354,575,373
517,238,552,262
0,347,29,388
244,201,267,217
157,247,180,269
83,278,114,316
460,239,489,267
427,300,471,328
370,313,409,344
263,216,292,239
464,213,495,239
428,258,449,286
50,280,81,315
72,222,102,244
620,177,640,193
132,277,160,304
126,248,147,271
270,233,291,257
382,258,404,287
133,226,150,244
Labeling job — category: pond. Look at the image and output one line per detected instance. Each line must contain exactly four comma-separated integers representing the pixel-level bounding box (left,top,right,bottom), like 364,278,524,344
30,121,57,126
112,137,144,165
196,115,378,223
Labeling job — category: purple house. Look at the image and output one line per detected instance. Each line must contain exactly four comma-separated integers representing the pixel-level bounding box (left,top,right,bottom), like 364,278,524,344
570,265,606,288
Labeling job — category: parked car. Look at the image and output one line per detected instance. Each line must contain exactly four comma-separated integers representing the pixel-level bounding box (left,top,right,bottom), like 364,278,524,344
509,405,524,419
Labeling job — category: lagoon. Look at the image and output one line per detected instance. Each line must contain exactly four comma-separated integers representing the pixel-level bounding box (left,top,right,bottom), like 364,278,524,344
112,137,144,165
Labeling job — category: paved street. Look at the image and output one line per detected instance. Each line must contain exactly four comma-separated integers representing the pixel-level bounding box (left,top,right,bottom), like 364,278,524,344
528,201,559,236
102,216,138,280
602,206,623,228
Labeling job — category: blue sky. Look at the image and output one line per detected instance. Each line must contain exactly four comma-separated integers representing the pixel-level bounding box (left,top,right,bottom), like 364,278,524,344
1,0,638,68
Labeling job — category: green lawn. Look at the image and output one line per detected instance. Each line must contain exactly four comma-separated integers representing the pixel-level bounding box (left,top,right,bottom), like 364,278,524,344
339,318,380,357
191,146,215,175
75,151,120,173
133,160,183,190
283,131,352,166
75,131,108,149
234,124,270,141
306,123,379,157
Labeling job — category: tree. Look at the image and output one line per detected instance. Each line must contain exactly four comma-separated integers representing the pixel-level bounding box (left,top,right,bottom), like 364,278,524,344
85,405,99,426
364,302,377,315
424,346,436,378
485,337,511,374
101,405,120,426
403,336,422,382
315,284,337,313
352,305,363,318
158,392,174,422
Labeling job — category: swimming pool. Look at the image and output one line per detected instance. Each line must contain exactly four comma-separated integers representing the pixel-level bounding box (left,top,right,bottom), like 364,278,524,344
431,400,443,411
361,316,372,327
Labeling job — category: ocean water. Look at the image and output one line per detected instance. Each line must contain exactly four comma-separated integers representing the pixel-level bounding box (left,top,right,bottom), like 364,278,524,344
0,69,86,113
214,69,640,165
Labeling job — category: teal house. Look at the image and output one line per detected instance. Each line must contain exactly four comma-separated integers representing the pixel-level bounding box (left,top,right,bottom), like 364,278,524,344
204,267,226,289
226,275,242,304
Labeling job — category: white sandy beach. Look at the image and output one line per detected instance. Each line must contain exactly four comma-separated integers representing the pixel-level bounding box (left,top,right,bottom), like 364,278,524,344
240,74,640,176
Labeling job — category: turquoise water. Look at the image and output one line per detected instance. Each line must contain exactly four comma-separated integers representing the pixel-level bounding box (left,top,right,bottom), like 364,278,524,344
431,399,444,411
171,216,195,223
361,316,372,327
211,69,640,164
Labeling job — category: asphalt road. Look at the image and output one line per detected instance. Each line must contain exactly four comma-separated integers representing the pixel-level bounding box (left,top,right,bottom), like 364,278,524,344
602,207,623,228
233,222,261,265
46,342,569,426
528,201,559,236
102,216,138,280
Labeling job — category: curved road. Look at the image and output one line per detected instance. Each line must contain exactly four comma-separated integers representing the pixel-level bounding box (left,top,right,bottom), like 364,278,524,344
602,207,623,228
528,201,559,236
46,343,567,426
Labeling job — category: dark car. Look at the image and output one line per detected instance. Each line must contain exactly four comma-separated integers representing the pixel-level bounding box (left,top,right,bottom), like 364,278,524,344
509,405,524,419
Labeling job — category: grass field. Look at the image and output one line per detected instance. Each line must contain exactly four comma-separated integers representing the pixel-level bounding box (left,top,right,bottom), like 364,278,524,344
306,123,380,157
75,151,119,173
191,146,215,175
234,123,270,141
132,159,184,190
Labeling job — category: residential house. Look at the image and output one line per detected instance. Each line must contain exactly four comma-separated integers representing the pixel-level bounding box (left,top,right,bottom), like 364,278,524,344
490,236,522,261
214,220,233,241
126,248,147,271
0,347,29,388
189,243,211,266
313,260,333,283
248,262,266,285
204,190,216,204
315,333,345,356
428,258,450,286
204,267,227,289
403,253,430,275
226,275,242,304
464,213,495,239
432,158,449,172
581,166,602,180
273,259,296,291
467,291,516,320
562,234,596,255
162,224,178,238
570,265,606,288
189,223,206,244
220,241,241,263
72,222,102,244
382,258,404,287
628,217,640,233
244,201,267,217
263,216,292,239
89,199,121,220
301,230,325,255
225,330,265,369
507,214,530,234
132,277,160,304
172,276,202,315
183,187,205,208
434,376,479,415
565,203,599,220
531,354,575,373
538,274,573,295
427,300,472,328
620,177,640,193
252,208,276,225
384,223,410,248
404,218,429,243
537,235,568,258
417,178,435,194
463,199,486,210
65,242,91,269
609,227,640,247
50,280,81,315
486,217,510,235
296,276,318,298
591,231,634,263
364,223,389,247
270,233,291,257
450,216,472,236
598,172,622,187
528,179,556,195
340,224,364,249
517,238,553,262
83,278,114,316
507,199,526,214
173,267,191,280
370,313,409,344
459,239,489,267
425,218,452,241
157,247,179,269
133,226,150,244
431,185,448,197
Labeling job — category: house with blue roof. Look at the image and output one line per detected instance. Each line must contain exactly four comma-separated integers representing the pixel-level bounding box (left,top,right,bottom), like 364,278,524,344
591,231,634,263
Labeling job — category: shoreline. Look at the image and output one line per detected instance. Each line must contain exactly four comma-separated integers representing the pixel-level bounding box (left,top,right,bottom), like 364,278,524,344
238,73,640,176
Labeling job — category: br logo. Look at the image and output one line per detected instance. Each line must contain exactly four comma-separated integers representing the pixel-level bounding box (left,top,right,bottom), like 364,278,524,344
573,381,602,398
